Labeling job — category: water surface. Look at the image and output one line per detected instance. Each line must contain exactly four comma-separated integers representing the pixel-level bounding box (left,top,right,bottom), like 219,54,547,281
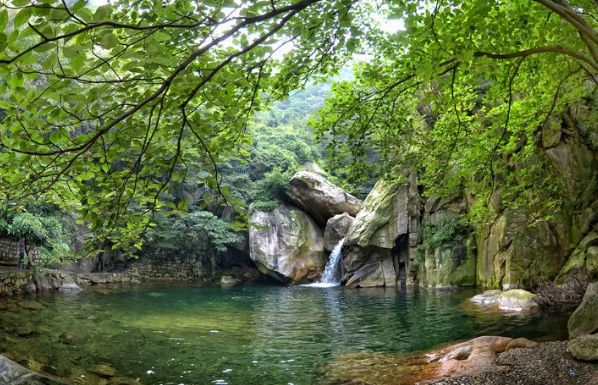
0,284,569,385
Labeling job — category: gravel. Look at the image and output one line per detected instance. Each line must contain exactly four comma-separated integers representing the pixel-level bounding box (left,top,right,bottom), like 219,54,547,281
430,341,598,385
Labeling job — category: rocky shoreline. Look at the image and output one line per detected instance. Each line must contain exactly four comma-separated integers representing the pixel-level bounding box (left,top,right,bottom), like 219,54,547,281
429,341,598,385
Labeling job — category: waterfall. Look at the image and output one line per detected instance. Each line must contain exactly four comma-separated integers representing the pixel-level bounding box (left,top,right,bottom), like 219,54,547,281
302,239,344,288
320,238,345,284
312,238,345,286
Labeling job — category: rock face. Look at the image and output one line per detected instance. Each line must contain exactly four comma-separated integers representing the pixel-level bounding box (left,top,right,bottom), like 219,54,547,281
249,203,326,284
568,283,598,340
323,213,354,251
286,171,362,227
476,208,564,290
341,179,412,287
417,195,476,288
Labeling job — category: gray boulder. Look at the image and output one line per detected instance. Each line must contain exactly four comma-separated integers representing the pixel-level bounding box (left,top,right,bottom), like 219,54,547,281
249,203,326,284
286,171,362,227
323,213,354,251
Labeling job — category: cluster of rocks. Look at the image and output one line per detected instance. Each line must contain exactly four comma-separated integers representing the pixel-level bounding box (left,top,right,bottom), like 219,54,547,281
0,269,132,296
567,282,598,362
248,169,478,288
249,171,363,284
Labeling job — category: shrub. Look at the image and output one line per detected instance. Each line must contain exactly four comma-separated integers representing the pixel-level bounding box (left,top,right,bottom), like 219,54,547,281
420,215,469,249
535,270,591,312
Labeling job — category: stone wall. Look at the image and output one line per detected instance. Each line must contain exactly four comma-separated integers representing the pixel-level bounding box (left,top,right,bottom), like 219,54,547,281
0,270,34,296
0,238,41,267
125,255,205,281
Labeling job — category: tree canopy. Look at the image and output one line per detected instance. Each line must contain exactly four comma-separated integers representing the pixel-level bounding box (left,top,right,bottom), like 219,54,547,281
313,0,598,224
1,0,598,250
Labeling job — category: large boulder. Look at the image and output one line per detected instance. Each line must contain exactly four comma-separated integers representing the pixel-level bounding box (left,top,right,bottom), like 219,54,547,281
496,289,538,312
344,179,409,251
286,171,362,227
323,213,354,251
341,180,411,287
249,204,326,284
568,282,598,340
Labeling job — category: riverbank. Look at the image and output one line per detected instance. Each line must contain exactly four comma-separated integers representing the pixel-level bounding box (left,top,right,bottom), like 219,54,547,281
323,336,598,385
429,340,598,385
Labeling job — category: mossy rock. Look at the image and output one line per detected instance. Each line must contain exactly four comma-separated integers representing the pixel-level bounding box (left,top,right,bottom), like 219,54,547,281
569,283,598,339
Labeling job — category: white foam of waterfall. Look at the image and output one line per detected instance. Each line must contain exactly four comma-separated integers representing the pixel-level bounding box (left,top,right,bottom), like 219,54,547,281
303,238,344,288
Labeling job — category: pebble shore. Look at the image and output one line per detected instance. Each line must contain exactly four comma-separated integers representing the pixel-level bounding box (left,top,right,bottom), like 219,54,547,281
430,341,598,385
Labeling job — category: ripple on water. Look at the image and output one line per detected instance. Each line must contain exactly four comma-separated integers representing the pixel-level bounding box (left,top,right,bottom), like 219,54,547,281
0,284,571,385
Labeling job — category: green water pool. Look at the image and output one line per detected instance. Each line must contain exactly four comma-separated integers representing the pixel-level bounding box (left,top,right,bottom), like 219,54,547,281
0,284,570,385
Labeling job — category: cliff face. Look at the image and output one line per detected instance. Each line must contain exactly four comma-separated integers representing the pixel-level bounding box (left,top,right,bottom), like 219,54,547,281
476,103,598,289
338,103,598,288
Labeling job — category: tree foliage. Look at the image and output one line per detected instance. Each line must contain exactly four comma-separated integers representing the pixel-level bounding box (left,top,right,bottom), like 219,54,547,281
0,0,366,249
0,205,72,262
3,0,598,249
313,0,598,224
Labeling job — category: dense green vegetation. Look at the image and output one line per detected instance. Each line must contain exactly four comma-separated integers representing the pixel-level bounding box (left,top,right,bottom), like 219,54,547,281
1,0,598,261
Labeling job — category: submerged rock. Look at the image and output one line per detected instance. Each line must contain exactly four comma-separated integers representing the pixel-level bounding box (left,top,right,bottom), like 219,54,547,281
249,203,326,284
0,354,69,385
469,289,538,312
109,377,143,385
286,171,362,227
17,301,45,310
15,327,37,337
89,364,117,378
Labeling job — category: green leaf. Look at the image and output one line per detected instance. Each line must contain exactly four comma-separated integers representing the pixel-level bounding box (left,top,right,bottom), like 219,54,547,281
0,33,6,52
0,9,8,30
93,5,112,21
99,32,119,49
13,8,32,28
69,54,86,72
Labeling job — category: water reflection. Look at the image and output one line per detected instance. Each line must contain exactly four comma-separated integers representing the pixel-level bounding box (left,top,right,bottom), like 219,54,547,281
0,284,570,385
